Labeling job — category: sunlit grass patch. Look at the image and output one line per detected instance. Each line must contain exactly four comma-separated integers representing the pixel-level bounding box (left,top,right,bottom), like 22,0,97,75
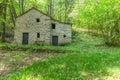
5,52,120,80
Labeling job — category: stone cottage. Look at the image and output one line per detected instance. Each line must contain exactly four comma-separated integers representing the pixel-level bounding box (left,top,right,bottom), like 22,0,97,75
14,7,72,46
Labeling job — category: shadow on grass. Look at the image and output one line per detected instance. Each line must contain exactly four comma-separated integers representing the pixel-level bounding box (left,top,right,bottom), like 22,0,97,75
5,52,120,80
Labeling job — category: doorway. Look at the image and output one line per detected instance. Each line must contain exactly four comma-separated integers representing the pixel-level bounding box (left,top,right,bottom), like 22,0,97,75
22,33,29,44
52,36,58,46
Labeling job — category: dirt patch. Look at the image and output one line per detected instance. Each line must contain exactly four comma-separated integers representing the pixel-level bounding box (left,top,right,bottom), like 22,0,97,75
0,48,61,77
0,46,76,53
0,64,10,76
16,56,42,69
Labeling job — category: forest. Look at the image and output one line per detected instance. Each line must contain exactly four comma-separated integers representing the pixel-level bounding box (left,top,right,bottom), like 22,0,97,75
0,0,120,80
0,0,120,45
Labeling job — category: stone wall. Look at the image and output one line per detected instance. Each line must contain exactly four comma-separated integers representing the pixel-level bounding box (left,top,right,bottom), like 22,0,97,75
14,9,51,45
14,8,72,45
50,21,72,45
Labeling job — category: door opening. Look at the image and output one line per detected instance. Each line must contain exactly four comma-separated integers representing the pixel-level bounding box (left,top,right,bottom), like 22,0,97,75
52,36,58,46
22,33,29,44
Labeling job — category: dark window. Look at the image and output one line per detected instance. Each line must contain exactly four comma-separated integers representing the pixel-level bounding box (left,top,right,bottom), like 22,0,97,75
36,18,40,22
63,35,66,38
52,23,56,29
37,33,40,38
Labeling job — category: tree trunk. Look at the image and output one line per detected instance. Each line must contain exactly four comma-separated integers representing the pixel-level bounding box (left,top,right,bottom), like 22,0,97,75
9,0,17,26
18,0,24,14
48,0,54,17
21,0,24,13
18,0,21,14
49,0,52,16
59,1,62,21
1,0,8,42
65,0,68,22
0,3,4,15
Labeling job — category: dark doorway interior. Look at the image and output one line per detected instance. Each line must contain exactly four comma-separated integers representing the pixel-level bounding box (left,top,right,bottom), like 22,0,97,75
22,33,29,44
52,36,58,46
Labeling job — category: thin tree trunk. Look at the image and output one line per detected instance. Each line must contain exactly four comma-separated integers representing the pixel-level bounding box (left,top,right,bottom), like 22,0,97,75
21,0,24,13
1,0,8,42
11,0,17,17
18,0,21,14
49,0,52,16
48,0,54,17
0,2,3,38
9,0,17,26
59,3,62,21
18,0,24,14
52,0,54,17
65,0,68,22
0,3,3,15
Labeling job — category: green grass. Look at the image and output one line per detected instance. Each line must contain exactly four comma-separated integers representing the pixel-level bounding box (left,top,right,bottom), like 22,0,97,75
1,28,120,80
5,52,120,80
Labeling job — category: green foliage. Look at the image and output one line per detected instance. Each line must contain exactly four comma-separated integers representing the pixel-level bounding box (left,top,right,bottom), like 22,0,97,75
1,0,120,45
1,0,74,28
72,0,120,45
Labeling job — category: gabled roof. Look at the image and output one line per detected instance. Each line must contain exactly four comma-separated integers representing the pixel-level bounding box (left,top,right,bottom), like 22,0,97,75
16,7,72,25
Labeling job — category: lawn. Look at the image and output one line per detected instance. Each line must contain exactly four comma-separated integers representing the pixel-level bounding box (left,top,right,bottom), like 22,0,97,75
1,28,120,80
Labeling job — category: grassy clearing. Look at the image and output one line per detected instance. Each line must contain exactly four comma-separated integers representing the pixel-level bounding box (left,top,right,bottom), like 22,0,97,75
0,47,61,77
5,52,120,80
1,28,120,80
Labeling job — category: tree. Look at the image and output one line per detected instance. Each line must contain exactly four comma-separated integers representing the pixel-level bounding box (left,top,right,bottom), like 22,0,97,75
1,0,8,42
0,3,3,15
18,0,24,14
9,0,17,26
47,0,54,17
72,0,120,45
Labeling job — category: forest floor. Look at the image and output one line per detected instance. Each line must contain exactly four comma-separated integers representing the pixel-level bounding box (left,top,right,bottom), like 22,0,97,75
1,28,120,80
0,48,61,77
